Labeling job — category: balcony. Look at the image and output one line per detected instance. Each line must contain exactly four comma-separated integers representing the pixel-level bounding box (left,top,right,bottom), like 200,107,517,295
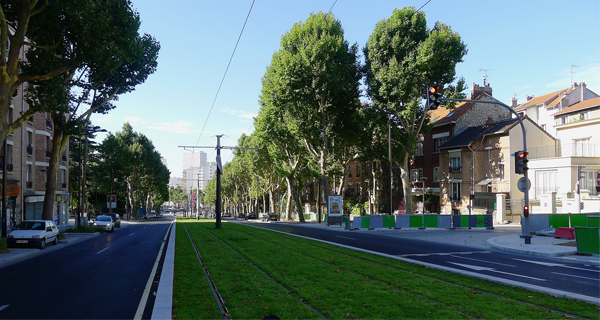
527,143,600,159
26,144,33,156
46,119,53,130
26,181,32,189
449,166,462,173
0,162,13,172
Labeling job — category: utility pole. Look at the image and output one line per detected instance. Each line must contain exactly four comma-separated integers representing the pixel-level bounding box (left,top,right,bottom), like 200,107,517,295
180,135,256,229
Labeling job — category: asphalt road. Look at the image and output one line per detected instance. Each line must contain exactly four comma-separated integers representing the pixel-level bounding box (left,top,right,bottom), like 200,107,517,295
245,221,600,300
0,218,173,319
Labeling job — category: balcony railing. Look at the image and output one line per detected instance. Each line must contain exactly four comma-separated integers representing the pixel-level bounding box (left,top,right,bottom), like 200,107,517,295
0,162,13,172
26,181,32,189
449,166,462,173
528,143,600,159
26,144,33,156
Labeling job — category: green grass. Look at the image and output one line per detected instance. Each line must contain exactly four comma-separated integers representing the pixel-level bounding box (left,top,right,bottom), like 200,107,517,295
174,218,600,319
63,224,105,234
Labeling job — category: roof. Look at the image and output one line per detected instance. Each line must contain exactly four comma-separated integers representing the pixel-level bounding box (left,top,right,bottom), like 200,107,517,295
438,118,520,150
429,93,490,126
552,97,600,116
514,87,572,111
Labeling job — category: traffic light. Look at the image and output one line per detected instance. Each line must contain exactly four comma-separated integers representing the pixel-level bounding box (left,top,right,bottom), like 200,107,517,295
515,151,529,174
427,85,441,110
523,205,529,217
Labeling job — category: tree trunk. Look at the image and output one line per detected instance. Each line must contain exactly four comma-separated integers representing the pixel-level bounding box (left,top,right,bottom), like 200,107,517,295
400,153,412,214
42,131,68,221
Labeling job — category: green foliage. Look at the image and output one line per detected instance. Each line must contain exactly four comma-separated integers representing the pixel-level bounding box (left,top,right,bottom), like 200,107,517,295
64,224,106,234
0,238,9,253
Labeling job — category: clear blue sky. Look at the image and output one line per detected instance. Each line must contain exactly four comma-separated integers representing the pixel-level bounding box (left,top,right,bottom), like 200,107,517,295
92,0,600,178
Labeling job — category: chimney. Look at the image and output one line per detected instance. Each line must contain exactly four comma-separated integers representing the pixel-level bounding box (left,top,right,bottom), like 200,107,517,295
471,81,493,99
580,82,586,101
511,97,518,108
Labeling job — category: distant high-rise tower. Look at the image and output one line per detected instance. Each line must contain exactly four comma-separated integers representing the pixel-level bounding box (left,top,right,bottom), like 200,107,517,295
183,151,207,169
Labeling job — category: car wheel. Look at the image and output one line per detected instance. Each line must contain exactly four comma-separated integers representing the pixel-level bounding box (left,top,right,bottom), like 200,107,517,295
39,239,46,249
52,235,58,245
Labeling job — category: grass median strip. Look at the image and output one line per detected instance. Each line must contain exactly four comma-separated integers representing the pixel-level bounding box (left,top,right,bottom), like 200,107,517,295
174,219,599,319
176,218,320,319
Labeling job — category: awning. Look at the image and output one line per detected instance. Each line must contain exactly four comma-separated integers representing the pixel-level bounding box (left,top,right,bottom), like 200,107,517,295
475,178,494,186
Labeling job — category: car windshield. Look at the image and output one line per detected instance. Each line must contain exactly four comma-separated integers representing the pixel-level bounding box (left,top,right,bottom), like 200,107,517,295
96,216,111,221
15,221,45,230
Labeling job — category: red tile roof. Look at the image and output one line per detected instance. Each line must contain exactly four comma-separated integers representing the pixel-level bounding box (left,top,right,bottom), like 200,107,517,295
552,97,600,116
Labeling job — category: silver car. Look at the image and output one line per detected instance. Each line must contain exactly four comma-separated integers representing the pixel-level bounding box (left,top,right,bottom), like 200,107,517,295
93,216,115,232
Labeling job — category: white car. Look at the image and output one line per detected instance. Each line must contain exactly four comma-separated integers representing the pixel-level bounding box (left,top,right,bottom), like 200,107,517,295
7,220,59,249
93,215,116,232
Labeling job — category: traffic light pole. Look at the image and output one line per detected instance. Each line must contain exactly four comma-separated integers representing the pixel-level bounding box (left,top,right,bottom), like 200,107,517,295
441,98,531,244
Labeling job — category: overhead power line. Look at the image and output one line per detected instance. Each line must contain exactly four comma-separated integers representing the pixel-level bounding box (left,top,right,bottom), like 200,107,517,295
194,0,256,146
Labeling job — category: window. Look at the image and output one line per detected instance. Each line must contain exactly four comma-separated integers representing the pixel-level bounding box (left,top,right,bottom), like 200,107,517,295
347,165,352,178
434,137,448,152
433,167,440,182
411,169,423,182
449,156,461,172
356,164,360,178
573,138,591,156
450,182,461,201
499,164,505,181
488,149,492,162
348,182,354,195
414,142,423,156
535,170,557,198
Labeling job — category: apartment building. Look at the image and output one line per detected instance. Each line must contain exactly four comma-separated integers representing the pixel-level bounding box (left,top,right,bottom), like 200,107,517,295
4,87,70,227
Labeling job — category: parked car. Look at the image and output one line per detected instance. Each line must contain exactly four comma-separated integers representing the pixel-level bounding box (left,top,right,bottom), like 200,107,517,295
245,212,258,219
103,213,121,228
262,213,278,222
7,220,59,249
93,216,115,232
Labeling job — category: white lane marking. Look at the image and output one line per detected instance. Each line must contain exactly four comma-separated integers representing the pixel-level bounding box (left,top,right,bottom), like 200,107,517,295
399,251,492,257
551,272,600,281
335,236,355,240
449,255,516,267
0,305,9,312
514,259,600,272
449,262,546,281
97,247,109,254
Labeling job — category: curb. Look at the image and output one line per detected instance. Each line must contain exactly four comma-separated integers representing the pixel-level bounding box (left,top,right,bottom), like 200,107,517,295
487,237,577,258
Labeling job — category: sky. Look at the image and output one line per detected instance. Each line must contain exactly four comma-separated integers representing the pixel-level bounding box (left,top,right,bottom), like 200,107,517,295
91,0,600,178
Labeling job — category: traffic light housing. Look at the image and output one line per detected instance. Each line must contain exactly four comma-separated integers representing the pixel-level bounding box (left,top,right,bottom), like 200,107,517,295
427,85,441,110
523,205,529,217
515,151,529,174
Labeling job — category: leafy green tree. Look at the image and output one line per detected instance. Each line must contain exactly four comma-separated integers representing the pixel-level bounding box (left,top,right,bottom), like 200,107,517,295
169,186,188,209
364,7,467,213
260,11,362,217
95,123,169,218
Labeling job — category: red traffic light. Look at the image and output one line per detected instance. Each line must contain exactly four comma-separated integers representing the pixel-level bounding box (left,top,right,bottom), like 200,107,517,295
518,151,529,158
523,205,529,217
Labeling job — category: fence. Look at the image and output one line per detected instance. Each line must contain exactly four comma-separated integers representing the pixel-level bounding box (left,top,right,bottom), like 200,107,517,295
349,214,494,230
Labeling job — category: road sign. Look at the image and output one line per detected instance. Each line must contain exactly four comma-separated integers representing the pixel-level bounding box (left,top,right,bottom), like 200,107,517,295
517,177,531,192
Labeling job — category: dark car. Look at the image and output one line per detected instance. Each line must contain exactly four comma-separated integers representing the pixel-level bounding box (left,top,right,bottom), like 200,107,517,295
103,213,121,228
245,212,258,219
262,213,278,222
